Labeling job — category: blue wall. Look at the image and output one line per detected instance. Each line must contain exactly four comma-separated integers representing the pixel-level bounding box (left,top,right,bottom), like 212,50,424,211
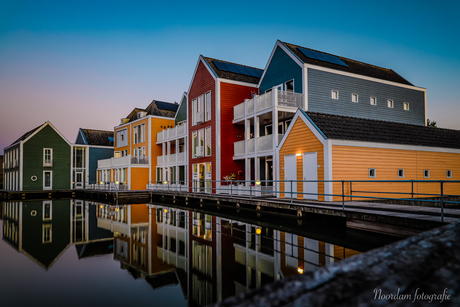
259,45,303,94
307,68,426,125
88,147,113,183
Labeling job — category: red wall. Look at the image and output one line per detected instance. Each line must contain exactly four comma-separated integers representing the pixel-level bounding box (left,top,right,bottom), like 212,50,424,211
220,82,257,183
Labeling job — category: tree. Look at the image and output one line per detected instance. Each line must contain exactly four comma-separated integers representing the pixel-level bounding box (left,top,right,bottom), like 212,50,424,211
427,119,437,128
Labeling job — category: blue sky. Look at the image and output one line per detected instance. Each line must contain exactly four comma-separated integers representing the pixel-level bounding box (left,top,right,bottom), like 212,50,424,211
1,0,459,154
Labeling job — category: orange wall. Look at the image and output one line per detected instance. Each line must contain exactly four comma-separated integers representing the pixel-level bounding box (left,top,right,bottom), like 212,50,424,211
131,117,149,154
131,167,149,190
130,204,149,224
150,117,175,182
332,145,460,201
279,117,325,200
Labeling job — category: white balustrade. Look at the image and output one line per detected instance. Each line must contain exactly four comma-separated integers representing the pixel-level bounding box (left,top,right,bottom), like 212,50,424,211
157,155,164,166
234,140,245,157
177,151,186,163
258,134,273,152
113,155,130,167
256,91,272,112
277,91,303,108
168,153,177,163
246,98,254,115
98,158,112,168
177,124,186,136
247,138,255,154
234,102,245,120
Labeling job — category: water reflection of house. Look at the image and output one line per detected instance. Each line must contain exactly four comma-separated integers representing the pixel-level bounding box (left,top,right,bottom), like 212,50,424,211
2,200,71,269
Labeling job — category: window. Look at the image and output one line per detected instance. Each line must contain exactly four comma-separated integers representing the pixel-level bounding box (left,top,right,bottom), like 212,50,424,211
133,124,145,144
205,91,212,121
369,168,376,178
43,224,52,243
43,148,53,167
116,129,128,148
43,171,52,190
43,201,52,220
192,98,197,126
387,100,394,108
370,97,377,105
424,170,430,178
192,131,197,158
404,102,410,111
352,93,358,103
285,80,294,92
205,127,211,156
447,170,452,178
198,129,204,157
331,90,339,100
398,169,404,178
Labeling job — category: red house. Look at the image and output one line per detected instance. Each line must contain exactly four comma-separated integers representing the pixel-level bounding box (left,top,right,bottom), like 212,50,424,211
187,55,262,193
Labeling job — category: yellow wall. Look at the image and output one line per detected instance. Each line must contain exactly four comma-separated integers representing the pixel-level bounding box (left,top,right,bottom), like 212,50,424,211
131,167,149,190
332,145,460,201
279,117,325,200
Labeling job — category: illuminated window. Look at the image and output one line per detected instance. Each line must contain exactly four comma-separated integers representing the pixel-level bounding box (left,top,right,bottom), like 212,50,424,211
404,102,410,111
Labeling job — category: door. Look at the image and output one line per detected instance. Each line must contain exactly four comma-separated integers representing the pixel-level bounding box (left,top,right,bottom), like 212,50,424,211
205,163,212,193
303,152,318,200
284,155,296,197
43,171,52,190
75,172,83,189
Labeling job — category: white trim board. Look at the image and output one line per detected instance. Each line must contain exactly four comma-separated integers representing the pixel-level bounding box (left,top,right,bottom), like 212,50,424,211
331,139,460,154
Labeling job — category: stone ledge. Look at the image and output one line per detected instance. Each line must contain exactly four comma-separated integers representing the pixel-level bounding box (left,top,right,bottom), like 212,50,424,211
215,221,460,307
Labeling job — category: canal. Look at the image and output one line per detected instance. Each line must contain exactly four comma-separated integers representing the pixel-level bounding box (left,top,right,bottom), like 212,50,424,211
1,199,400,306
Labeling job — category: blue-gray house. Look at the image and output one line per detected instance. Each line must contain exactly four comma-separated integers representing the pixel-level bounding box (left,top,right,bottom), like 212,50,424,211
73,128,114,188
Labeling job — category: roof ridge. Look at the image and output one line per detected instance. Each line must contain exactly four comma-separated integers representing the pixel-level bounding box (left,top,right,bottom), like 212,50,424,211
204,56,263,71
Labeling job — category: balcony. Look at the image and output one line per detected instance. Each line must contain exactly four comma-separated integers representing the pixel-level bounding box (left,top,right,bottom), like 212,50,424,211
233,134,284,158
157,152,186,166
156,123,187,144
233,90,304,121
131,156,148,164
98,155,144,169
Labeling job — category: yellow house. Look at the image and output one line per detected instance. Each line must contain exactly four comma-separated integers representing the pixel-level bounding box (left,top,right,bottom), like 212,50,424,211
277,109,460,201
97,100,178,190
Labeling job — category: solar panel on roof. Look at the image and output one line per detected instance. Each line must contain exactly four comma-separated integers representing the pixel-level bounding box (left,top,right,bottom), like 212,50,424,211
298,47,348,67
212,60,263,78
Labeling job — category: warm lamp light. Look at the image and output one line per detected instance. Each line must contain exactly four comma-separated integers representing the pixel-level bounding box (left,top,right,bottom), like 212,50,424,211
256,228,262,235
255,180,261,186
99,205,103,209
100,181,103,185
164,209,168,213
115,208,119,212
164,181,168,184
116,181,119,185
297,268,304,274
296,153,301,157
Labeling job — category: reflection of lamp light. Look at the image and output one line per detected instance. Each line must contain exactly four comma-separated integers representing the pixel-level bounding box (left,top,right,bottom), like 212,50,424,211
100,181,103,184
256,228,262,235
100,205,103,209
297,268,304,274
116,181,119,185
164,209,167,213
296,153,301,157
255,180,261,186
115,208,119,212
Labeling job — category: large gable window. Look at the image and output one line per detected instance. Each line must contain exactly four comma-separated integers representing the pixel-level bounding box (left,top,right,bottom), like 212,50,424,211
43,148,53,167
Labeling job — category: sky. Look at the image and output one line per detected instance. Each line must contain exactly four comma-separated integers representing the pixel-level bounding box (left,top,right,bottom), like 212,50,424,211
1,0,459,155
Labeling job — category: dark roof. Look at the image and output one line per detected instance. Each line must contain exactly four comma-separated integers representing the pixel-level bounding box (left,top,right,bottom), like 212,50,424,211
75,240,113,259
155,100,179,112
11,124,43,145
204,56,262,84
282,41,413,86
124,100,178,122
80,129,114,146
304,111,460,149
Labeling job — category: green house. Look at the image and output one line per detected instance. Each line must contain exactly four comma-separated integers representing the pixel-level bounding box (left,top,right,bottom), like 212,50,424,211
3,121,71,191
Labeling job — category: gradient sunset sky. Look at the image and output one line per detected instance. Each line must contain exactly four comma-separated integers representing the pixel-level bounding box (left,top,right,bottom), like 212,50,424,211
1,0,459,154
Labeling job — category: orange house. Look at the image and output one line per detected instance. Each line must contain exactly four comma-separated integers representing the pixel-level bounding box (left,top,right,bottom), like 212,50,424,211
97,100,178,190
277,109,460,201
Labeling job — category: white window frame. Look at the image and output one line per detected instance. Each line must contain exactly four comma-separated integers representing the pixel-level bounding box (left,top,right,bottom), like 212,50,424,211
447,170,452,178
387,99,394,108
285,79,294,92
369,168,376,178
117,129,128,148
331,90,339,100
43,171,52,190
43,148,53,167
352,93,358,103
404,102,410,111
424,170,430,178
42,224,52,243
370,97,377,105
192,131,197,158
205,127,211,157
398,169,404,178
205,91,212,121
43,201,52,220
192,98,197,126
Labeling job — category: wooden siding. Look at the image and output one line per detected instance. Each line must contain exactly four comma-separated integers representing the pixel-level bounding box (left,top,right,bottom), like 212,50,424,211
150,117,175,182
279,117,324,200
220,81,256,182
23,125,71,190
259,46,303,94
175,95,187,124
332,145,460,201
131,167,149,190
308,69,425,125
188,60,216,187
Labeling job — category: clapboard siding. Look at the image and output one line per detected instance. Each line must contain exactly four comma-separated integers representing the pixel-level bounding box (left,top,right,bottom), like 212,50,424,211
259,46,303,94
279,117,324,200
332,145,460,200
308,69,425,125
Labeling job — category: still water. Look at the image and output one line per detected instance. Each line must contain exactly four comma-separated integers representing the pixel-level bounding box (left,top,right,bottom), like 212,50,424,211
1,199,397,306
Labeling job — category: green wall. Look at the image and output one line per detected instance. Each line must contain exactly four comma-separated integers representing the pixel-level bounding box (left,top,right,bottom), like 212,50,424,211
23,125,71,190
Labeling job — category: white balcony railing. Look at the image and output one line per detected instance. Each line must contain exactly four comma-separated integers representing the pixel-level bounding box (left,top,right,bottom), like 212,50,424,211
157,123,187,144
278,91,303,108
247,98,254,115
256,91,272,112
247,138,255,154
177,151,186,163
234,102,245,120
157,155,164,166
234,140,245,157
131,156,148,164
157,130,165,143
168,127,177,138
258,134,273,152
177,124,186,137
168,153,176,163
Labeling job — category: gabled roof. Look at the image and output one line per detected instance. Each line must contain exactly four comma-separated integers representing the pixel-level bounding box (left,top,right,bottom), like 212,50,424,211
302,110,460,149
281,41,413,86
124,100,178,122
10,124,42,145
203,56,263,84
78,128,114,146
8,121,70,148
